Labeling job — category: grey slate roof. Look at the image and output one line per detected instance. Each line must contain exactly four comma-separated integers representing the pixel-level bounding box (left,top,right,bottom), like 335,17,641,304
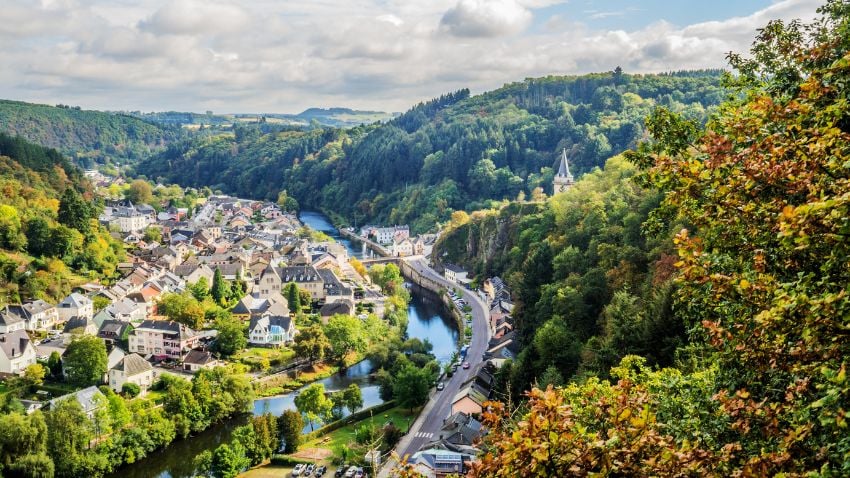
113,353,152,376
0,305,26,326
0,329,31,359
48,386,105,415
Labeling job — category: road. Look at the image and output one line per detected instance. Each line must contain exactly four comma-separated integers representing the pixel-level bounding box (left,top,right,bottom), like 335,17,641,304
384,256,491,470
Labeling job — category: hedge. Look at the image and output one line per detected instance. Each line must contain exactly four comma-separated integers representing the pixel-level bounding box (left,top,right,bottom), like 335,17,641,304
303,400,397,442
270,455,313,466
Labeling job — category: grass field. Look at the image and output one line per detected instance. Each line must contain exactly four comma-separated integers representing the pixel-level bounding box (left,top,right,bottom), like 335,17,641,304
301,406,416,451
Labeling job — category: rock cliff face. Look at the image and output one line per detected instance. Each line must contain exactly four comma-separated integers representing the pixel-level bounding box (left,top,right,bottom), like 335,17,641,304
433,202,545,280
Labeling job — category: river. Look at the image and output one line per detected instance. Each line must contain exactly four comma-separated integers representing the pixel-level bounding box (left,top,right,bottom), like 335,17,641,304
114,211,457,478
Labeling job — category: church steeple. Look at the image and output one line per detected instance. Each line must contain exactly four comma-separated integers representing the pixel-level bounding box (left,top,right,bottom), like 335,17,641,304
553,148,574,194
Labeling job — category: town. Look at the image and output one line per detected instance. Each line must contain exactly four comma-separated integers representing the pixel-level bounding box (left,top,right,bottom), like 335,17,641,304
0,181,520,478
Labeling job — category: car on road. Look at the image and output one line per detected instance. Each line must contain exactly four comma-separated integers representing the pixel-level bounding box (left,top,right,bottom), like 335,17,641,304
292,463,305,476
463,362,471,369
437,382,445,391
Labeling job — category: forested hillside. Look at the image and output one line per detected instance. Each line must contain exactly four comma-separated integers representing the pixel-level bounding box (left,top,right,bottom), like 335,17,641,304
0,100,179,169
136,71,725,232
466,2,850,476
0,133,124,304
435,155,683,397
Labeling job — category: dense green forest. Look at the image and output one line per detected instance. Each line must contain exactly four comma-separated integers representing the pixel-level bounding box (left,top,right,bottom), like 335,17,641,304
0,100,180,170
465,2,850,476
136,71,726,232
0,133,124,304
435,155,683,397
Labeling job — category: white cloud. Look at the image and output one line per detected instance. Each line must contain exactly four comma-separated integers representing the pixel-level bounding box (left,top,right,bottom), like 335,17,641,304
0,0,826,113
140,0,250,35
440,0,533,37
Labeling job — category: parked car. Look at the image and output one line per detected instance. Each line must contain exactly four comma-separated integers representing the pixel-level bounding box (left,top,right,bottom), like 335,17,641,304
437,382,445,391
354,468,364,478
292,463,305,476
334,465,348,477
305,464,315,476
344,466,356,478
463,362,471,369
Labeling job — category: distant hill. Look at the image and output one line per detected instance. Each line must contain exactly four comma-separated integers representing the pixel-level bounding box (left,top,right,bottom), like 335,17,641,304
130,107,396,129
0,100,180,169
135,70,726,233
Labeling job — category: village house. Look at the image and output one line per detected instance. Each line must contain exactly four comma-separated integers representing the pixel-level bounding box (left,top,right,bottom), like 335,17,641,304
0,306,32,333
182,348,219,372
443,264,469,285
48,386,105,419
257,265,325,300
22,300,58,331
0,329,36,374
62,316,98,345
128,320,202,360
97,320,134,347
108,353,154,395
57,293,93,322
319,299,356,323
248,312,296,347
231,292,289,321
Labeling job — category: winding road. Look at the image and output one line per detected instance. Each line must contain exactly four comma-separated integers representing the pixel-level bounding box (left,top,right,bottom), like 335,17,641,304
380,256,491,474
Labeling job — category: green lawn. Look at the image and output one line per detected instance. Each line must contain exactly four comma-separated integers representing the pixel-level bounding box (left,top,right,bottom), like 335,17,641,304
301,406,417,451
234,346,296,371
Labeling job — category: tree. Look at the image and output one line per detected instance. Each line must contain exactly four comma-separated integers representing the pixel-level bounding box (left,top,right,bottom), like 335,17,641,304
204,441,250,478
23,363,46,386
157,292,205,329
24,216,51,257
285,282,301,314
342,383,363,412
122,382,141,398
62,336,107,386
210,267,228,306
618,4,850,473
213,314,247,358
323,315,367,362
92,296,111,313
125,179,153,205
294,383,333,431
57,188,91,235
393,364,430,412
188,277,210,301
278,409,303,453
46,351,62,379
292,325,330,363
142,227,162,243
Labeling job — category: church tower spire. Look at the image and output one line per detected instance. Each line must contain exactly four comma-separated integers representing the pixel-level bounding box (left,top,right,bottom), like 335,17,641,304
553,148,574,194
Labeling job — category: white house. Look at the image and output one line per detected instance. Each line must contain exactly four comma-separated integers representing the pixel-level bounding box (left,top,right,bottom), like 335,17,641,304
48,386,105,419
0,330,36,374
108,353,154,395
105,297,147,323
182,348,219,372
248,312,295,347
22,300,58,331
57,293,93,322
392,238,414,257
0,306,29,333
443,264,468,284
128,320,201,359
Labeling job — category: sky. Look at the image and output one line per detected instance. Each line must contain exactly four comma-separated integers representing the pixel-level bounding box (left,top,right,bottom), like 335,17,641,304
0,0,824,114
